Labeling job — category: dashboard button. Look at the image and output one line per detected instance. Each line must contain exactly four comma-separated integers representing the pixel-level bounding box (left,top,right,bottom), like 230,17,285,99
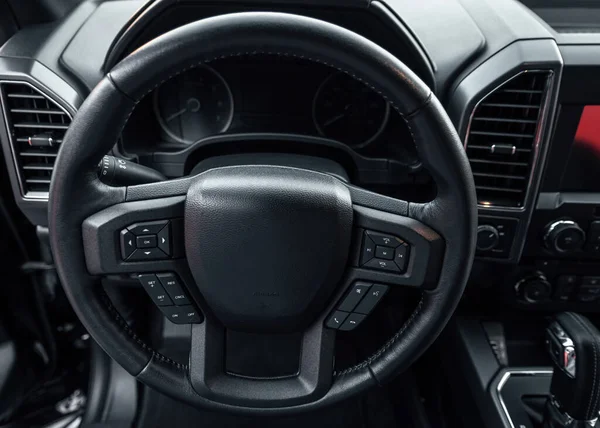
157,273,190,306
339,313,366,331
394,245,409,271
128,220,169,235
120,229,136,260
136,235,157,249
366,231,403,248
582,277,600,287
337,282,371,312
361,234,376,265
554,275,577,301
354,284,388,315
138,274,172,306
365,258,400,273
375,246,394,260
129,248,168,261
325,311,349,330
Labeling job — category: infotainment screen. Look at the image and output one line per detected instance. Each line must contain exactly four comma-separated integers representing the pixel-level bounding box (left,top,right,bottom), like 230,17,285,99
560,105,600,192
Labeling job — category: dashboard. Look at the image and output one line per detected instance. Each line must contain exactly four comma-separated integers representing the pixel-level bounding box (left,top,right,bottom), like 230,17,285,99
2,0,600,314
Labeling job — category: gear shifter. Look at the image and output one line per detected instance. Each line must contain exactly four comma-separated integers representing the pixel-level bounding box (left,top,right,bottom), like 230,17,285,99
544,312,600,427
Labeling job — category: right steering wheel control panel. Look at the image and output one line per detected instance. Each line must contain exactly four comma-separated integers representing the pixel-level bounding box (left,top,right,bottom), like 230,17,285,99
360,230,410,273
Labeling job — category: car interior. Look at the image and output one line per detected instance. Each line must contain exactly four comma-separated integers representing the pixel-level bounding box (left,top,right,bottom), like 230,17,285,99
1,0,600,427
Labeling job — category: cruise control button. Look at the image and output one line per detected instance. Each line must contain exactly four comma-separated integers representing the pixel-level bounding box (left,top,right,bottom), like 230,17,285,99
394,245,409,271
128,220,168,235
157,273,190,305
355,284,389,315
364,258,400,273
129,248,168,261
338,282,371,312
136,235,157,249
339,313,366,331
120,229,135,260
325,311,349,330
366,231,402,248
361,235,376,265
138,274,172,306
161,305,203,324
158,224,171,256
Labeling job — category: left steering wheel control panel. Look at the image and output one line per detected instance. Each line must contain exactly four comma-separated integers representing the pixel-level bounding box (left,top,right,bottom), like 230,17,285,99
120,219,182,261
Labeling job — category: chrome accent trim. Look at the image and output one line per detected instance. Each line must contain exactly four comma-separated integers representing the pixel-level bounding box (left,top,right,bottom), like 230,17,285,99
464,70,555,212
495,369,553,428
0,80,73,201
546,321,576,378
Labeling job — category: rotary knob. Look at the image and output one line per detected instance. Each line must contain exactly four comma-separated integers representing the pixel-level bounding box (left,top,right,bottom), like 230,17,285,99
476,225,500,251
516,274,552,303
544,220,586,254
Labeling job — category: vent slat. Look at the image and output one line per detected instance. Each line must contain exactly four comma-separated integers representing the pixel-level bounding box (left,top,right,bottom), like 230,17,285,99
1,82,71,196
470,130,535,139
13,123,69,130
10,108,67,115
465,71,550,207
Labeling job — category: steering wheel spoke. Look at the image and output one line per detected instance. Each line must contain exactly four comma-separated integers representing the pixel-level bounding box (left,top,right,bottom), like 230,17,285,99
188,313,335,408
82,190,187,276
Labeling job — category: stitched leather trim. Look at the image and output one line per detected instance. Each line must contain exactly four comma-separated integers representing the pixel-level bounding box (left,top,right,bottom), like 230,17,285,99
333,297,424,377
100,288,188,371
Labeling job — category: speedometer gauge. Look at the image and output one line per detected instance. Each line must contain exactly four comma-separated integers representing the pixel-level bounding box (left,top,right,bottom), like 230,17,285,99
153,65,234,144
313,72,390,148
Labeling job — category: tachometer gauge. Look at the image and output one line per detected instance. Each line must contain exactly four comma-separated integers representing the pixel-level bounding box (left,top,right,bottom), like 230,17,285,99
313,72,390,148
153,65,234,144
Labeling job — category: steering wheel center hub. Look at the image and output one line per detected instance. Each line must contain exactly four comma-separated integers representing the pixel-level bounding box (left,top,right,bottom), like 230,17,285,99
184,165,353,332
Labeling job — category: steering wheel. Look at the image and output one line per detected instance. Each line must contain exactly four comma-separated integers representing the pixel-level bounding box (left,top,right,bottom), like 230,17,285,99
48,12,477,414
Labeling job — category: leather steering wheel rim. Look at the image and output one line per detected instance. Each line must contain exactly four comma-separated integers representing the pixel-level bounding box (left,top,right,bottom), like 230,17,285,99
48,12,477,414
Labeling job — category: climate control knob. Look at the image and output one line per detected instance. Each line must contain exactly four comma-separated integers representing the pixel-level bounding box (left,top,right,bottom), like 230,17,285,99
476,225,500,251
544,220,586,254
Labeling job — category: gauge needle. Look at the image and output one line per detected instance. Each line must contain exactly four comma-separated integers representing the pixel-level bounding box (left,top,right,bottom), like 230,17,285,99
323,113,345,127
166,108,188,122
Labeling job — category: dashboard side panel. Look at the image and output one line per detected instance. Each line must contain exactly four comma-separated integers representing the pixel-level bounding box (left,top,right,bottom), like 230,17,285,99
382,0,485,99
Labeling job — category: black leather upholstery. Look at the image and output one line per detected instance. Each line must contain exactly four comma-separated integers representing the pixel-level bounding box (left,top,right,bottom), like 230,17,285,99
48,12,476,414
552,312,600,421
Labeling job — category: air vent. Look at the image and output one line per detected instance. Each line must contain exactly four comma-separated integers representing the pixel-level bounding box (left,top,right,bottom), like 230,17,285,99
465,71,551,208
0,82,72,197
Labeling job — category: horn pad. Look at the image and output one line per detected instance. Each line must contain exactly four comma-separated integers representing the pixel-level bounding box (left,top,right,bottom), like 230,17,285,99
185,166,353,333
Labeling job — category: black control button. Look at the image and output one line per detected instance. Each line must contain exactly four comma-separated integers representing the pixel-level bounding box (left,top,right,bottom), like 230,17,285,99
577,285,600,302
554,275,577,301
339,313,366,331
136,235,157,249
161,305,203,324
128,220,169,235
361,234,376,265
120,229,136,260
158,224,171,256
337,282,371,312
366,231,403,248
582,277,600,287
129,248,168,261
394,245,409,271
326,311,349,330
586,221,600,253
355,284,389,315
138,274,172,306
364,258,400,273
157,273,190,306
375,246,394,260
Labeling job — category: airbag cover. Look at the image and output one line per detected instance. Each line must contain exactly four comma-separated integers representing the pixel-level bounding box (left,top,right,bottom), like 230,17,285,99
185,166,353,332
